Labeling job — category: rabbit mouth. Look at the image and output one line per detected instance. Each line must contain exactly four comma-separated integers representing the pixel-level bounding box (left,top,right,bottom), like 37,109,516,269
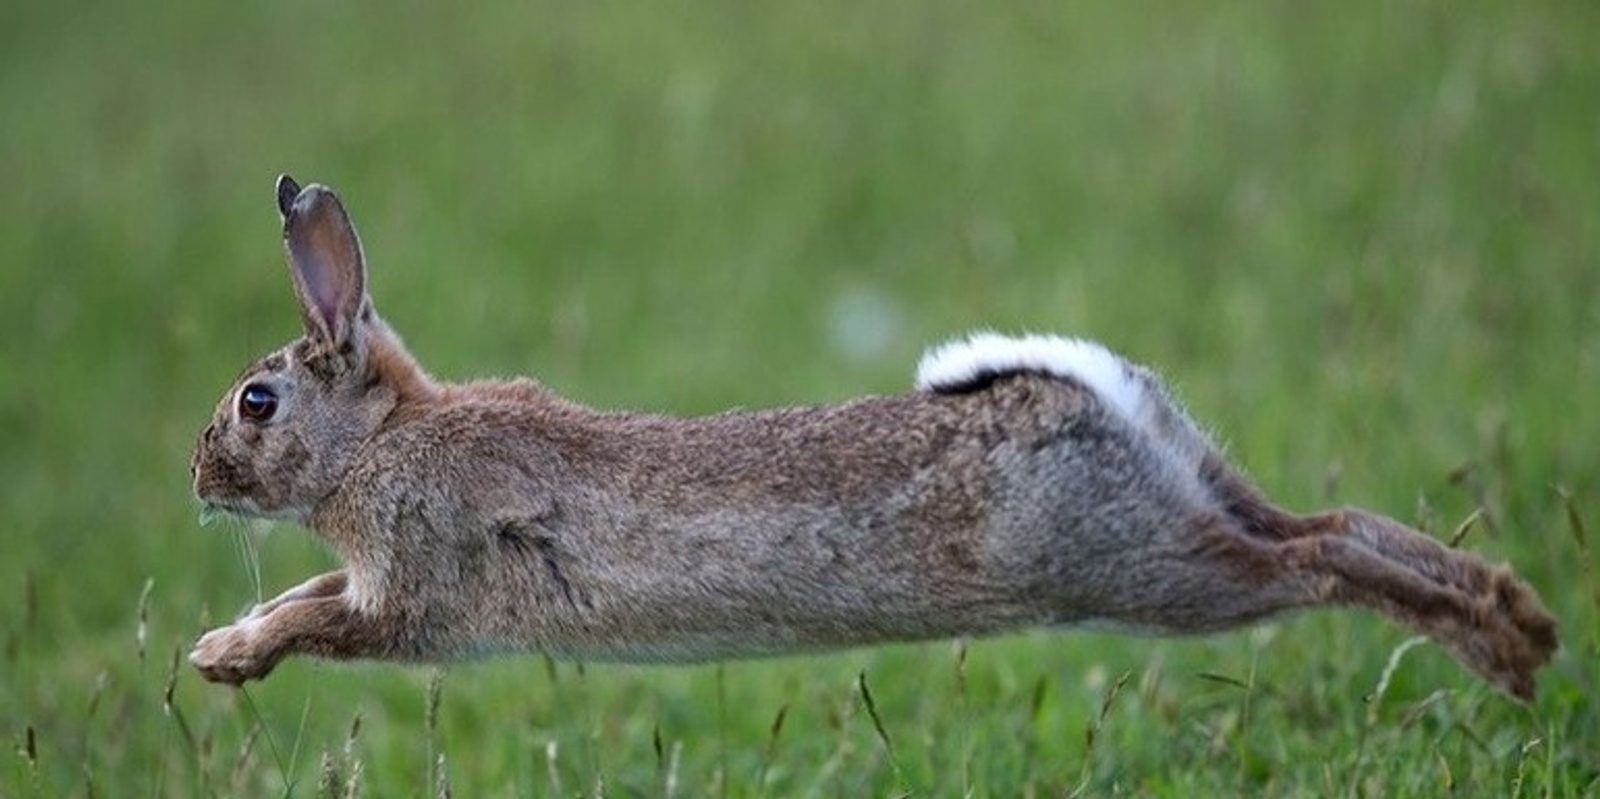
197,497,303,524
197,500,259,525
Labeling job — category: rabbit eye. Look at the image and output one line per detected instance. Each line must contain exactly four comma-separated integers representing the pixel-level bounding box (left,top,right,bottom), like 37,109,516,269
238,384,279,422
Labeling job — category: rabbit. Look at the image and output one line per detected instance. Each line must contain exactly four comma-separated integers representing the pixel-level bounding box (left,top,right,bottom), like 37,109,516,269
189,175,1558,700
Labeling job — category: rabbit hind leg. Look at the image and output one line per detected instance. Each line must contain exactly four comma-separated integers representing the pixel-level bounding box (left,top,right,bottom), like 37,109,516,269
1107,517,1550,699
1269,531,1552,700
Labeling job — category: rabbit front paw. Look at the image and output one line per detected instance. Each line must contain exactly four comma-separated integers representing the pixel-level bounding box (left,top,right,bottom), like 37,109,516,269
190,620,278,685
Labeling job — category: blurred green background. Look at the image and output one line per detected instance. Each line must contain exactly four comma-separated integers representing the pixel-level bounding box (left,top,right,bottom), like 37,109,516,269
3,1,1597,796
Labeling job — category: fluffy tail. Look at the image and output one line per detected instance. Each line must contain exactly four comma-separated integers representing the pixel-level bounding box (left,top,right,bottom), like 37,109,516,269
916,332,1215,474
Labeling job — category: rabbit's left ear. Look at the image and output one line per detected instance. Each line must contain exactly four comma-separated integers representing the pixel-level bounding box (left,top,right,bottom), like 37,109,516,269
277,175,370,356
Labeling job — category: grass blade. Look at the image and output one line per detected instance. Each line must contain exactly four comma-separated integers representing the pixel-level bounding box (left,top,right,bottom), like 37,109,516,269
857,671,905,790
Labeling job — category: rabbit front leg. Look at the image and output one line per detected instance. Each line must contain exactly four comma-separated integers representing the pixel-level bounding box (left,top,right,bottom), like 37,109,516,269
241,570,348,621
191,571,388,685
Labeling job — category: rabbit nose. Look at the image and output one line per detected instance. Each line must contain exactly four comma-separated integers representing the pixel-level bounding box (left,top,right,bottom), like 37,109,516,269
191,424,216,477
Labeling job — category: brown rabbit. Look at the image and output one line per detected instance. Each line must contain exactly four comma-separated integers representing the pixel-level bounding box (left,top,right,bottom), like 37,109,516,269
190,176,1558,699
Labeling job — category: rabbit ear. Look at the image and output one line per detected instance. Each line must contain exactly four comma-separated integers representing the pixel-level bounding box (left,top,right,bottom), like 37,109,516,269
278,177,370,353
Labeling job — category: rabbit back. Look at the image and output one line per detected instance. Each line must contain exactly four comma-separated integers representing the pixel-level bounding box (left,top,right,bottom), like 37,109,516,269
316,340,1221,660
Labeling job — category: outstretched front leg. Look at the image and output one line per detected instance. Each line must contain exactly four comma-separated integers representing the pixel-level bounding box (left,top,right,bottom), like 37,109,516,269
191,570,390,685
241,570,348,621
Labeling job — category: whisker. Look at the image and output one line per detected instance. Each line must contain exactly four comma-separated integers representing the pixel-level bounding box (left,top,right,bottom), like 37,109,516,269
224,515,266,605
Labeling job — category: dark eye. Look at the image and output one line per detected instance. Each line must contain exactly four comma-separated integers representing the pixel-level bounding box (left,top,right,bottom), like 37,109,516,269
237,384,279,422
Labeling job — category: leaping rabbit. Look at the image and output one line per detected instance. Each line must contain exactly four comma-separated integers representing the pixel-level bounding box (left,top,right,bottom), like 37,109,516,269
190,176,1557,699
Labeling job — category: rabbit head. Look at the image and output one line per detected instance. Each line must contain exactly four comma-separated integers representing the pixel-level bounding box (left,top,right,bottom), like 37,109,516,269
191,175,432,523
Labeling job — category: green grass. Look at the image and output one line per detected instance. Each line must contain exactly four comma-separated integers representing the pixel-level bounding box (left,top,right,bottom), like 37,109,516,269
3,0,1598,795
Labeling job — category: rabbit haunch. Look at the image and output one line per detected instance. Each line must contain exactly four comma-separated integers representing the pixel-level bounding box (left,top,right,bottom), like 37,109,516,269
916,332,1214,481
187,176,1557,699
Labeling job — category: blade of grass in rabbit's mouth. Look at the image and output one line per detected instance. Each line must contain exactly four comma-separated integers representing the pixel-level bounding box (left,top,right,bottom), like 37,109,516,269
198,503,223,526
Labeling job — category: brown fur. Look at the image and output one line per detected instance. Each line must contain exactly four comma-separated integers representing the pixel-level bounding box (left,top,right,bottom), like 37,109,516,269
189,176,1557,700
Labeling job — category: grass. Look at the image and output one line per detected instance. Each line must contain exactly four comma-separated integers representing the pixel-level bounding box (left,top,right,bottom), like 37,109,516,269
3,0,1598,795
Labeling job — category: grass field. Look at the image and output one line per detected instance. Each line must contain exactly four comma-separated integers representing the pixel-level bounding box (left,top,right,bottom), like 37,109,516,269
3,1,1598,795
